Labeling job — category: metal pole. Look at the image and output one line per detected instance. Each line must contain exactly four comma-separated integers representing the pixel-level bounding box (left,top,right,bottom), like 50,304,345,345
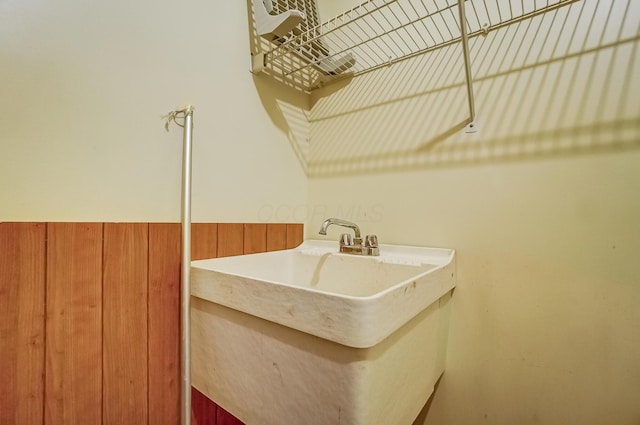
458,0,478,132
180,109,193,425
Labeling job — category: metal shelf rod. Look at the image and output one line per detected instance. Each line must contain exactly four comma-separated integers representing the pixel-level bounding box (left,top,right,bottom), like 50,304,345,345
254,0,582,96
458,0,477,130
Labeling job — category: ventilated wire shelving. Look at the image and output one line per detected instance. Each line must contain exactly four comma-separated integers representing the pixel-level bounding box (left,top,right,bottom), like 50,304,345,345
252,0,581,93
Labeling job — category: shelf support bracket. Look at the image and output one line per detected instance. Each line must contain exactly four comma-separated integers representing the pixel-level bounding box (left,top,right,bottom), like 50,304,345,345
253,0,305,41
458,0,478,133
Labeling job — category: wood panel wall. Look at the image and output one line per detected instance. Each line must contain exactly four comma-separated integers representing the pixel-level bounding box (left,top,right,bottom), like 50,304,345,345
0,222,303,425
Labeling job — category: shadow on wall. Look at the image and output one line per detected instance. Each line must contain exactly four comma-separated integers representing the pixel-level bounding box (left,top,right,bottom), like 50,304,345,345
244,0,352,174
307,0,640,177
246,0,640,178
244,0,309,173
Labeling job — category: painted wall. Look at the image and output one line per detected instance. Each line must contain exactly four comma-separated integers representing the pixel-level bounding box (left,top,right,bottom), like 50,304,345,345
3,0,639,423
0,0,307,222
309,0,640,424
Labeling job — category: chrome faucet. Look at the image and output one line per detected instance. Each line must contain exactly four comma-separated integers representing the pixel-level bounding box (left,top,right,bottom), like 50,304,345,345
318,218,379,256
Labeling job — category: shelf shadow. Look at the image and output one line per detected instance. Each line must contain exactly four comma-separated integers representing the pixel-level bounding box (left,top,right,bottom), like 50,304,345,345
306,0,640,177
246,0,640,178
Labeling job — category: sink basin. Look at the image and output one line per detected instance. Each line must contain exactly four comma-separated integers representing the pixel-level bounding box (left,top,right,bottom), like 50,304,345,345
191,240,456,425
191,240,455,348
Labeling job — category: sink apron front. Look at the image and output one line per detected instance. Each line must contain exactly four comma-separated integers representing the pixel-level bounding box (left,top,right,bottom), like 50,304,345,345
190,241,456,425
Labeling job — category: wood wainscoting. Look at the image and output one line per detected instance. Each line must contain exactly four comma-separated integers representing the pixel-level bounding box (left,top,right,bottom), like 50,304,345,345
0,222,303,425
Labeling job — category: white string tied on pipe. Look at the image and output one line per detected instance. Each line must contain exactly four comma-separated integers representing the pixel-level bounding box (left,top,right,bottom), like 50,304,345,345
162,105,195,131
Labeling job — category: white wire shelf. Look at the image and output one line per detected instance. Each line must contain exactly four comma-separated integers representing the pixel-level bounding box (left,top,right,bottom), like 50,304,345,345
252,0,580,92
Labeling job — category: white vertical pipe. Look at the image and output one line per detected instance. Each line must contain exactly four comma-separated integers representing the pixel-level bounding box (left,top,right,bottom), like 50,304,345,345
458,0,477,127
180,110,193,425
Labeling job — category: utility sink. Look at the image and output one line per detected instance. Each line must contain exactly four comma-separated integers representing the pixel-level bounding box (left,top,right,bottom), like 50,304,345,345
191,240,456,425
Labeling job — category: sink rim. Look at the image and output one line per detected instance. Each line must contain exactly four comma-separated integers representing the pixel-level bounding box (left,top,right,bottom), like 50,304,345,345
190,240,456,348
191,240,454,300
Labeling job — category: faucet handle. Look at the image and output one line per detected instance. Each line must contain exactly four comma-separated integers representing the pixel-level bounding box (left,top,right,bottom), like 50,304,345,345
364,234,378,248
340,233,353,246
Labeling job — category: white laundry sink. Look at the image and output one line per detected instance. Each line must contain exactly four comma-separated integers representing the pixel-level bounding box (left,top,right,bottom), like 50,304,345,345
191,240,456,425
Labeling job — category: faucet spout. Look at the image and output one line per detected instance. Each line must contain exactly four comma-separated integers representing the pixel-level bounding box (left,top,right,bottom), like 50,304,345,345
318,218,379,256
318,218,361,239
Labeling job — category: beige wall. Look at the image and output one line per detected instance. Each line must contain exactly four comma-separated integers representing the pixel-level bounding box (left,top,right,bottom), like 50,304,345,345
309,0,640,424
0,0,307,222
3,0,639,423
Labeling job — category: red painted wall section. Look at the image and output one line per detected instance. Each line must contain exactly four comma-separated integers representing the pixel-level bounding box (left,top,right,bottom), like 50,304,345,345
190,387,244,425
217,406,245,425
191,387,218,425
